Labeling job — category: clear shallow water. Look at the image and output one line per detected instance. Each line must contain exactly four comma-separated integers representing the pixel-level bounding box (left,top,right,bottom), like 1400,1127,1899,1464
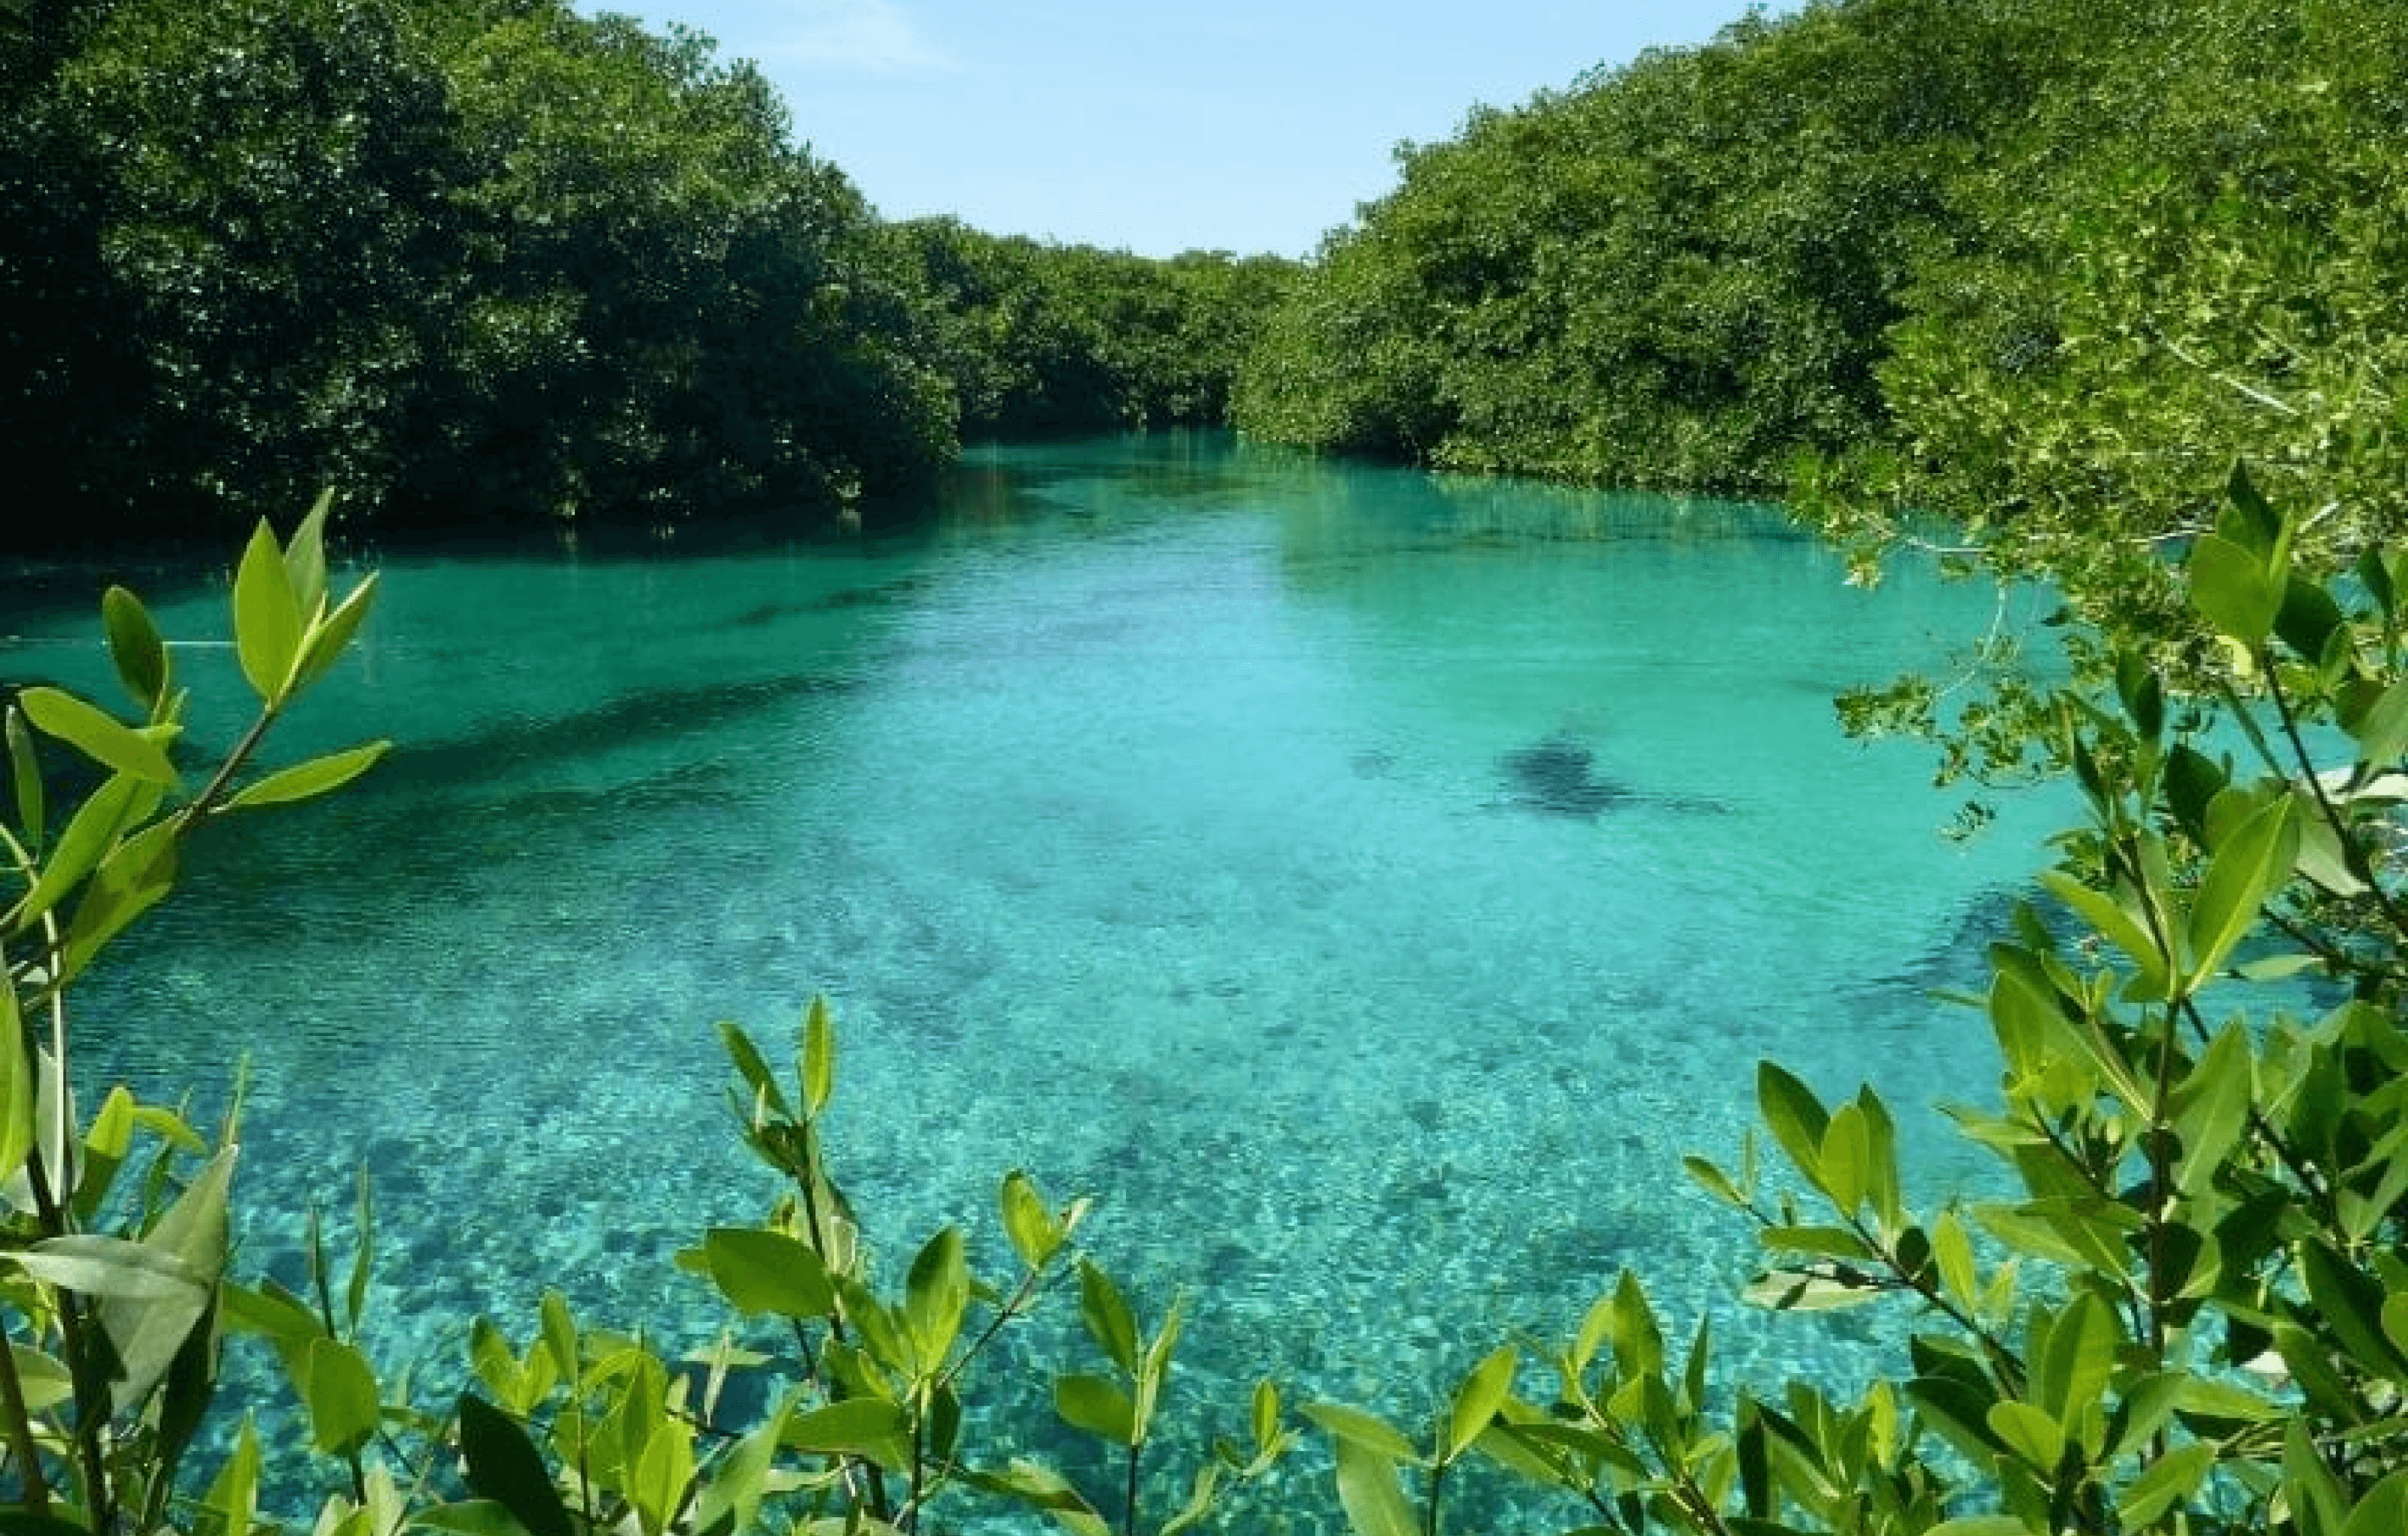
7,433,2068,1528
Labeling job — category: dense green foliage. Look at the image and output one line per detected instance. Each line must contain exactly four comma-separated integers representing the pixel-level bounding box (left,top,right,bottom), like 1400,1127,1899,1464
1235,0,2408,613
891,220,1297,438
0,0,1290,545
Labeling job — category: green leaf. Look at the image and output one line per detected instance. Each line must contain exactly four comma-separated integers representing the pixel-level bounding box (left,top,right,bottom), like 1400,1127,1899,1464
1000,1169,1063,1270
2173,1022,2254,1196
457,1393,575,1536
1055,1373,1138,1443
101,587,170,716
222,741,390,812
6,706,41,847
801,995,835,1115
1331,1438,1418,1536
285,491,335,620
2301,1241,2408,1384
1302,1403,1422,1464
2341,1467,2408,1536
98,1145,235,1410
2190,532,2281,648
1933,1210,1979,1313
347,1169,374,1332
687,1404,783,1536
292,573,380,695
2118,1441,2216,1529
903,1226,969,1370
60,818,179,982
2039,871,2171,999
1078,1258,1138,1374
1818,1102,1871,1214
701,1227,834,1319
17,687,178,787
233,519,303,704
1985,1401,2064,1470
1444,1344,1515,1463
1681,1155,1745,1207
1755,1061,1830,1185
1252,1379,1283,1456
9,773,148,930
16,1233,208,1299
301,1337,382,1456
204,1415,262,1536
2033,1292,2116,1421
0,973,31,1186
717,1021,788,1120
629,1419,694,1536
2186,795,2297,988
540,1290,578,1382
780,1397,909,1459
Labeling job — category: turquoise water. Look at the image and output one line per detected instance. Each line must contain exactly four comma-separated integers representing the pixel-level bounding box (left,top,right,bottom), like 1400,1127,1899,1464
8,433,2067,1527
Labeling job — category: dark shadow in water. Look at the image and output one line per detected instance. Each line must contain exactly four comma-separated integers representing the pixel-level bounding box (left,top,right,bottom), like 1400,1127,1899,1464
1500,734,1632,816
356,671,861,801
1495,733,1728,818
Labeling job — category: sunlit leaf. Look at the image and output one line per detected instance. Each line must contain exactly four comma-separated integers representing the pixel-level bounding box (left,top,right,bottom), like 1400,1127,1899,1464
1331,1437,1417,1536
222,741,390,811
1055,1373,1137,1444
17,687,178,788
233,519,302,704
302,1337,382,1456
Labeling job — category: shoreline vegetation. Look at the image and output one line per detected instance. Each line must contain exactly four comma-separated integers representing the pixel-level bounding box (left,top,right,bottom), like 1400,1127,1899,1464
12,0,2408,1530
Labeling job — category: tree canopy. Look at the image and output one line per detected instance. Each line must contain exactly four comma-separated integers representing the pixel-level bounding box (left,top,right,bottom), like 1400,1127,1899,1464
0,0,1293,546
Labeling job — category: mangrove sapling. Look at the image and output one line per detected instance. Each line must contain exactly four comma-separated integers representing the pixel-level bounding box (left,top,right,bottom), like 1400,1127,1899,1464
0,496,388,1534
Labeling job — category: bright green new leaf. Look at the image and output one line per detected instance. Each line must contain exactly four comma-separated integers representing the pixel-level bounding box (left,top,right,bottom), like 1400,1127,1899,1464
292,573,380,695
17,687,178,788
1819,1102,1871,1214
1681,1154,1745,1207
205,1415,262,1536
1444,1344,1516,1463
1933,1210,1979,1313
233,519,304,704
629,1418,695,1536
903,1225,969,1370
11,771,149,931
302,1336,382,1456
0,973,30,1186
540,1289,578,1382
702,1227,834,1319
1055,1373,1138,1443
1252,1378,1283,1456
1331,1438,1418,1536
1985,1401,2064,1470
802,994,835,1115
2190,532,2281,647
285,491,334,621
2186,794,2298,989
101,586,170,716
1000,1168,1062,1270
222,741,390,812
1078,1257,1138,1374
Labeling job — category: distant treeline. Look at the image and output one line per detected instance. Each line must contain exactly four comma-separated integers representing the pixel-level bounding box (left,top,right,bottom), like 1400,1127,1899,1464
1235,0,2408,548
13,0,2405,560
0,0,1296,544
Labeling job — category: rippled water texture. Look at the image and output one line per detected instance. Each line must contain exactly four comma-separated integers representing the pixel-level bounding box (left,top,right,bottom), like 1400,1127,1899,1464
8,433,2068,1527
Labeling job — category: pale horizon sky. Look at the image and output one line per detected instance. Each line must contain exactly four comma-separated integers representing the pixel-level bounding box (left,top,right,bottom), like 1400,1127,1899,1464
584,1,1775,259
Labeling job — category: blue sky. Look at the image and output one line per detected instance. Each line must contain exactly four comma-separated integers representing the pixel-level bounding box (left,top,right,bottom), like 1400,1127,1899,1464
588,1,1769,258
